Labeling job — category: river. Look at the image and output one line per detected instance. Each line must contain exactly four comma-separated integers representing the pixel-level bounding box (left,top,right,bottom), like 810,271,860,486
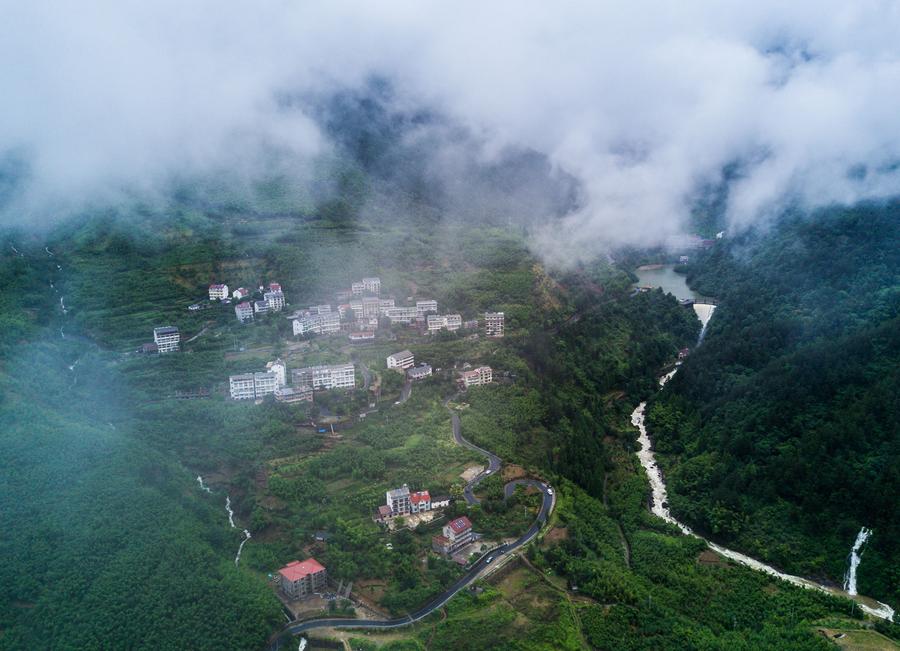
630,308,895,622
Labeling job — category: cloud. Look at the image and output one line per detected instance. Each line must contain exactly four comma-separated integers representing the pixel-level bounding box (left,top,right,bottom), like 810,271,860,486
3,1,900,256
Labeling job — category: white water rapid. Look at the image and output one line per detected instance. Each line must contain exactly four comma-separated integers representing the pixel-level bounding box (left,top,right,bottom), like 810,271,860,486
843,527,872,596
197,480,251,566
235,530,251,566
225,496,236,528
632,305,895,621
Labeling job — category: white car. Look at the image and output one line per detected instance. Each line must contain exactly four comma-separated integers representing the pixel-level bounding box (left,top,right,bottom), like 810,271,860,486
547,488,554,496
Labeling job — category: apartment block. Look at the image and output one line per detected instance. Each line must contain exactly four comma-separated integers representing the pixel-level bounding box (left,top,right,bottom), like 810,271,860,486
234,301,254,323
432,516,476,555
293,312,341,336
153,326,180,354
407,364,432,380
254,300,269,314
208,283,229,300
264,290,285,312
415,300,438,314
362,296,381,318
274,386,313,403
427,314,462,333
386,350,415,370
362,277,381,295
229,373,256,400
277,558,327,600
484,312,505,337
229,371,279,400
266,359,287,387
378,298,396,314
384,306,418,324
232,287,249,300
309,304,332,315
460,366,492,387
386,485,411,515
291,363,355,390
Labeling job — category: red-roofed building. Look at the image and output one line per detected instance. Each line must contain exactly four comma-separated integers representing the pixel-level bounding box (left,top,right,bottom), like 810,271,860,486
277,558,327,599
268,282,282,292
410,490,431,513
432,516,476,555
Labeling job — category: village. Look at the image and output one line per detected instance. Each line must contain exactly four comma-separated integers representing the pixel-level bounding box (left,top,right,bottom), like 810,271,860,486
138,273,518,620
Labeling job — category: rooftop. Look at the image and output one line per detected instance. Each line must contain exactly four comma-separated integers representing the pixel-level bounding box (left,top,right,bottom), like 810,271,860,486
278,558,326,582
153,326,179,335
448,516,472,534
411,490,430,504
387,485,410,498
389,350,413,360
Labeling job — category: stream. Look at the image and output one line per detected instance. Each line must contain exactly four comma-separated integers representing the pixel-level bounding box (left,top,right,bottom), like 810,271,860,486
199,479,251,566
631,304,895,621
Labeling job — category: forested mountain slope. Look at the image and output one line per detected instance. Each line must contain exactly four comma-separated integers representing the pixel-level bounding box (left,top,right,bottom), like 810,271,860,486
648,203,900,609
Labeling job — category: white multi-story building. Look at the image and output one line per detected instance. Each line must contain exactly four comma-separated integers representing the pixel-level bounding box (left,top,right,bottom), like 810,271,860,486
234,302,254,323
291,363,355,390
384,307,418,324
274,386,313,403
378,298,396,314
266,359,287,387
208,284,229,300
460,366,492,387
427,314,462,333
233,287,249,300
349,299,364,319
362,277,381,295
254,300,269,314
407,364,432,380
484,312,505,337
432,516,475,555
386,485,411,515
153,326,180,354
386,350,415,370
229,373,256,400
309,304,332,315
264,290,285,312
362,296,381,318
351,281,365,296
230,371,279,400
416,300,438,315
293,312,341,336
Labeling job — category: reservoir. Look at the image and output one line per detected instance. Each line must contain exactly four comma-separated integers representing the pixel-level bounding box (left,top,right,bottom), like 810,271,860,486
633,264,708,302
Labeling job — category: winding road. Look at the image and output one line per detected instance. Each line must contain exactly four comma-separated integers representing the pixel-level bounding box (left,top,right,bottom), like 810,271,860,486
447,403,501,505
275,396,554,644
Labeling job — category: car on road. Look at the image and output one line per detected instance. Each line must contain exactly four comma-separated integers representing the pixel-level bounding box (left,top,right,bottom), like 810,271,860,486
547,487,553,495
485,556,494,564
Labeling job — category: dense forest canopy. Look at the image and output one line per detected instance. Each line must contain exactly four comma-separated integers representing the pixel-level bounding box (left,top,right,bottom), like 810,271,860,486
648,203,900,609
